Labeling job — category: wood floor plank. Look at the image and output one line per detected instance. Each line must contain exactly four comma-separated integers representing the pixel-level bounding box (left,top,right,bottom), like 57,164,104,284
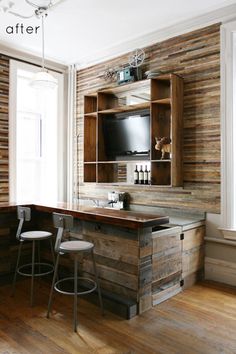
0,329,32,354
0,280,236,353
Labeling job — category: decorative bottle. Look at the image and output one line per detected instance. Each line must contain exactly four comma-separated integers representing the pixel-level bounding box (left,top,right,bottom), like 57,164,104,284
139,165,144,184
144,165,148,185
134,165,139,184
147,167,151,185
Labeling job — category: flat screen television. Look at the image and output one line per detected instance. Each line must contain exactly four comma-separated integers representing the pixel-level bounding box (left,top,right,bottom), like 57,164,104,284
102,109,150,158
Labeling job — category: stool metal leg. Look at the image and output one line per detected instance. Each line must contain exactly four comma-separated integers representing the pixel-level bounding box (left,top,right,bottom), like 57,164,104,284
74,254,78,332
91,249,104,315
38,241,41,281
47,253,60,318
49,238,55,265
12,241,23,296
30,240,36,306
50,238,59,282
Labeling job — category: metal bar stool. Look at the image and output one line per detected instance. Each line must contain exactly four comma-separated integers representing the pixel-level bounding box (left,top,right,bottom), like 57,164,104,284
12,206,55,306
47,212,104,332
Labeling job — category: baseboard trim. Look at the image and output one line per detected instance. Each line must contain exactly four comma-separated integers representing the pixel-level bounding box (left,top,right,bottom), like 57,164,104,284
205,257,236,286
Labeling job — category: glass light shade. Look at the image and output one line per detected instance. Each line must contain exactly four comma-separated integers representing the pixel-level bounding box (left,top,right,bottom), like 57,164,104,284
30,70,58,89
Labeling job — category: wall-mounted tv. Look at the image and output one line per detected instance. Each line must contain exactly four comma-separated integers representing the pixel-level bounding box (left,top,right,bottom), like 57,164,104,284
102,109,150,158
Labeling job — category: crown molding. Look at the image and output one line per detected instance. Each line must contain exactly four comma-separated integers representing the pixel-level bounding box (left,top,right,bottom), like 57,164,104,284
75,3,236,70
0,40,68,73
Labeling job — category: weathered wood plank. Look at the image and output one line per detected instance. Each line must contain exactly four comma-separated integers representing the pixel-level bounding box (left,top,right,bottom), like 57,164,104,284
151,226,182,304
183,225,205,251
182,246,205,278
152,283,182,306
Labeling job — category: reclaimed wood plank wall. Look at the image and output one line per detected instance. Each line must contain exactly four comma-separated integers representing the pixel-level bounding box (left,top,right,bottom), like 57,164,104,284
76,24,221,214
0,55,9,203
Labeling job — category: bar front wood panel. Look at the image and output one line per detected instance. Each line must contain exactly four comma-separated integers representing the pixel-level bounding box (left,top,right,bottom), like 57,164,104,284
0,55,9,203
152,226,182,305
76,24,221,213
80,221,154,314
182,225,205,289
81,221,139,299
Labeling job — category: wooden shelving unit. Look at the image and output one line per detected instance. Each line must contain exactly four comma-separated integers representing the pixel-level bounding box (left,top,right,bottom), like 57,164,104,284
83,74,183,186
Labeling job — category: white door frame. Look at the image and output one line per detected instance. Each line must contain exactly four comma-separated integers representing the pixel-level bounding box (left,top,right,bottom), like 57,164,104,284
220,20,236,228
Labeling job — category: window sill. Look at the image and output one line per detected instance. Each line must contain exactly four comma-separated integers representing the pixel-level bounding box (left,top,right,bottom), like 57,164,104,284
218,228,236,241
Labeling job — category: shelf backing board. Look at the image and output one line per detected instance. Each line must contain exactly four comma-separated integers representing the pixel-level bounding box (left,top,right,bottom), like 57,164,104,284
84,163,96,183
98,113,107,161
84,94,97,114
151,77,171,100
151,161,171,186
84,115,97,162
97,162,127,183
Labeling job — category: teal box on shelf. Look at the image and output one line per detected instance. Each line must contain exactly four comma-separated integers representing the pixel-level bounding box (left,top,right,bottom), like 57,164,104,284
117,67,135,85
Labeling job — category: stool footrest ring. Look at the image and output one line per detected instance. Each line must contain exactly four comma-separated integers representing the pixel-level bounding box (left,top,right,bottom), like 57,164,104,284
54,277,97,296
17,262,54,277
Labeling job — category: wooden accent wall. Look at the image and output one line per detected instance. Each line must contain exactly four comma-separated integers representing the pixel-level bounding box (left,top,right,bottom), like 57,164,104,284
76,24,221,213
0,55,9,203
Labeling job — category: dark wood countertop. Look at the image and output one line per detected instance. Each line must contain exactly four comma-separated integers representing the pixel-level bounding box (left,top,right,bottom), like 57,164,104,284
0,202,169,229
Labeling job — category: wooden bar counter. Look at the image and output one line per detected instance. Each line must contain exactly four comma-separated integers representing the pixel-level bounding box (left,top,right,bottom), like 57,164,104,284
33,202,169,228
0,202,169,318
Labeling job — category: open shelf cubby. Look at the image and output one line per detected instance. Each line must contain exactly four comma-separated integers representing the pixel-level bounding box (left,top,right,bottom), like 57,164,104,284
84,163,96,183
84,94,97,115
83,74,183,186
151,161,171,186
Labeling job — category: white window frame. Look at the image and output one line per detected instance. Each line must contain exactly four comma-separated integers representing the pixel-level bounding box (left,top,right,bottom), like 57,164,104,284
221,21,236,229
9,59,66,203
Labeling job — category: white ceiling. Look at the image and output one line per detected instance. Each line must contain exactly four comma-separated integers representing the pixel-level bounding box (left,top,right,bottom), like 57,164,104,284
0,0,236,66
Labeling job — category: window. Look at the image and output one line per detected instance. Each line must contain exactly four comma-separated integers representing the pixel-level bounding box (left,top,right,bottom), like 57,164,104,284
9,60,66,203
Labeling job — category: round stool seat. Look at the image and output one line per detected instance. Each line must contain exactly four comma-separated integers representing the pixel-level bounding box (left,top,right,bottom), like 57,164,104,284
21,230,52,241
59,240,93,253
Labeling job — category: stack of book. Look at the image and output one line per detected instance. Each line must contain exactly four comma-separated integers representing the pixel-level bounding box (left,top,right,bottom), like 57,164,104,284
145,70,163,79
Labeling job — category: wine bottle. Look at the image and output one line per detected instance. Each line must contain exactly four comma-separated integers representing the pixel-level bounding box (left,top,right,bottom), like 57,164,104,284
147,167,151,185
139,165,144,184
144,165,148,185
134,165,139,184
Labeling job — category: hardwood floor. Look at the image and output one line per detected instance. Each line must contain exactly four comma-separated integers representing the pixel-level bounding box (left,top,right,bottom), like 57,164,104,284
0,280,236,354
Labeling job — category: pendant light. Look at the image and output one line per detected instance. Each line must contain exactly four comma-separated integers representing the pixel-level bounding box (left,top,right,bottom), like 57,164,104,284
31,13,57,89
